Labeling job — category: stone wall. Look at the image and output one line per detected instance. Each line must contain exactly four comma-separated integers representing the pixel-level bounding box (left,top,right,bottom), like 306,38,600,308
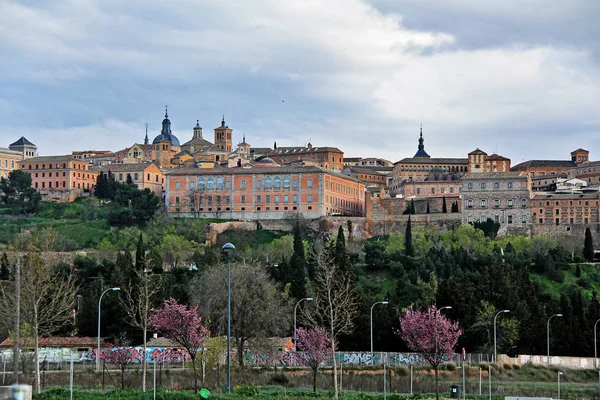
499,353,596,370
531,223,600,250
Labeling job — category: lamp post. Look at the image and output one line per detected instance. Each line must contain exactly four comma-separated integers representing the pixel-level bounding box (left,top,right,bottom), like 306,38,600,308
222,242,235,394
370,301,389,354
595,319,600,369
493,310,510,363
76,295,82,312
547,313,563,366
97,287,120,371
557,371,563,400
293,297,313,347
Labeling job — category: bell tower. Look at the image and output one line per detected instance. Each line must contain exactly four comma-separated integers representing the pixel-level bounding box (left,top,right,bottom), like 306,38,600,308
214,115,233,152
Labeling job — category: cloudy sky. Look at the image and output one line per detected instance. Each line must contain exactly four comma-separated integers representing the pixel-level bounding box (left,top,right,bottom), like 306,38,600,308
2,0,599,164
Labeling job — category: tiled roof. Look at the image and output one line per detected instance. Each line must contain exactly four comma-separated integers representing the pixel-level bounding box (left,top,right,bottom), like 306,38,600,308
268,146,343,155
395,157,468,165
468,148,487,155
462,172,525,179
533,192,600,200
100,162,159,173
142,337,182,348
511,160,576,170
9,137,36,147
19,155,78,163
571,148,589,153
485,154,510,161
0,336,109,348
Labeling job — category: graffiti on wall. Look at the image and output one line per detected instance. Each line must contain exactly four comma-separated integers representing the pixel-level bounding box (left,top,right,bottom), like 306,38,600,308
83,347,190,364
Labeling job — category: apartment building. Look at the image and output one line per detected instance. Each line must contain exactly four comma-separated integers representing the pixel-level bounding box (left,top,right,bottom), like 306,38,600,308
99,162,164,197
532,192,600,225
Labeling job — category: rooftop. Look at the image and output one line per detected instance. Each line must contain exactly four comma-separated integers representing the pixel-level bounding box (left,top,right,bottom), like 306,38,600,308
511,160,576,170
462,171,526,179
395,157,468,165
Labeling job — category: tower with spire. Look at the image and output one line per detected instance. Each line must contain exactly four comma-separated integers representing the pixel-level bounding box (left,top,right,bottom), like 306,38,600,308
214,115,233,152
144,122,149,145
413,124,430,158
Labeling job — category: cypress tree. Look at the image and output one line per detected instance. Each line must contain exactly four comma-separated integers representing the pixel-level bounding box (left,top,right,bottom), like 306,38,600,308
135,232,146,271
0,253,10,281
426,202,430,214
410,199,416,214
288,222,307,299
334,225,347,269
442,196,447,213
126,173,134,185
405,215,414,257
584,227,594,262
150,247,164,274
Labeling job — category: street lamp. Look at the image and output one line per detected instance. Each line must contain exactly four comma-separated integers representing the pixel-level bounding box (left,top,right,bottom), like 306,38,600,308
97,287,120,371
595,319,600,369
293,297,313,348
370,301,389,354
558,371,563,400
76,295,82,312
547,313,563,366
222,242,235,394
493,310,510,363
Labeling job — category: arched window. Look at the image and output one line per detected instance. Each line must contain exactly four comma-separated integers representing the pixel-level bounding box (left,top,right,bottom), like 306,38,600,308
207,177,215,189
265,176,272,188
217,177,224,189
274,176,281,188
198,177,205,189
283,176,291,188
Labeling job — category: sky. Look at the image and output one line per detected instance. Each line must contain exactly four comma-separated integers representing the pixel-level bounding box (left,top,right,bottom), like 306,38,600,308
1,0,600,164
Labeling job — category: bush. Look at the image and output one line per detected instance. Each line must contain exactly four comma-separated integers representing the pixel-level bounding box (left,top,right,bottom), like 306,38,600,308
270,373,289,385
444,362,457,371
234,384,260,397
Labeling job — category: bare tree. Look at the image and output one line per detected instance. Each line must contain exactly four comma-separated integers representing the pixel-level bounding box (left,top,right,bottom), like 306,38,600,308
119,265,162,392
0,234,76,393
302,250,357,400
188,187,205,218
194,262,291,366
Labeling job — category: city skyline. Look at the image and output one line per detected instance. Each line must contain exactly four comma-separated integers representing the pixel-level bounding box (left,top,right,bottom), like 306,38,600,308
2,0,600,162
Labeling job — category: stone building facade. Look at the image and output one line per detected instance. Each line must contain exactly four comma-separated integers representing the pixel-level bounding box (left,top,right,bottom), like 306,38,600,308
531,192,600,225
461,172,531,225
99,162,165,197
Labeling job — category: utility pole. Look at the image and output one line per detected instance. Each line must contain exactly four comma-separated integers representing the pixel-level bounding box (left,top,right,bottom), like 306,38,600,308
13,257,20,383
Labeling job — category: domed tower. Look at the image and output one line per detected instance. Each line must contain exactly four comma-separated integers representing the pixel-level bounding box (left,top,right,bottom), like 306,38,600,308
152,106,181,168
214,115,233,152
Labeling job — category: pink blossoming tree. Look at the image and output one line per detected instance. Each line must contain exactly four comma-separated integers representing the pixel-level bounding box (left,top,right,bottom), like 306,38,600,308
399,306,462,400
149,298,209,393
296,327,334,392
104,334,133,390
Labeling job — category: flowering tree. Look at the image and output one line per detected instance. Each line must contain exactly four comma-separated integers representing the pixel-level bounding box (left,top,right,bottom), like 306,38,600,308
149,298,209,393
399,306,462,400
296,327,333,392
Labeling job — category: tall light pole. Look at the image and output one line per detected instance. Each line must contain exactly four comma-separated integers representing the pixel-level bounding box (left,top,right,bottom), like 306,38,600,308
370,301,389,354
222,242,235,394
493,310,510,363
557,371,563,400
97,287,120,371
595,319,600,369
294,297,313,347
547,313,563,366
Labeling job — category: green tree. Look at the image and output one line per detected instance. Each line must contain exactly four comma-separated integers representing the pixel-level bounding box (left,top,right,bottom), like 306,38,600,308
135,232,146,272
405,216,414,257
442,196,447,213
0,253,10,281
333,226,349,272
288,223,307,299
160,234,194,269
426,202,430,214
584,227,594,262
0,170,41,214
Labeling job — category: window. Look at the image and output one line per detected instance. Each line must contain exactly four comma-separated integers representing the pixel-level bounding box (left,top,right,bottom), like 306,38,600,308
495,215,500,223
217,177,224,189
481,216,487,222
284,195,289,202
508,215,513,224
241,180,246,189
441,187,445,194
266,195,271,203
134,173,139,180
467,200,473,208
283,176,291,188
226,196,230,204
481,200,486,208
417,188,421,194
308,194,313,203
521,199,527,207
274,176,281,188
293,179,298,188
522,215,527,223
241,195,246,203
207,177,214,189
494,199,499,208
508,182,513,188
494,182,499,188
256,180,261,188
450,187,454,193
226,180,231,189
265,177,272,188
275,195,280,203
431,188,435,194
307,179,313,188
199,178,205,189
467,183,473,189
175,196,180,204
481,183,486,189
293,194,298,203
190,181,195,189
119,173,123,180
175,181,180,190
257,195,262,203
508,200,513,207
467,216,473,223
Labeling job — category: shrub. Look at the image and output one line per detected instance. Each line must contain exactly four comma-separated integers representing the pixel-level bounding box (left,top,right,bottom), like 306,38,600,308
444,362,457,371
235,384,260,397
270,373,289,385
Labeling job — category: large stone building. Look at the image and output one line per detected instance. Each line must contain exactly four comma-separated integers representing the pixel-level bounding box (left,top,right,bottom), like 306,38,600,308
99,162,164,197
164,158,365,220
18,155,98,202
531,192,599,225
264,143,345,172
511,149,589,177
461,172,531,225
566,160,600,185
0,137,37,179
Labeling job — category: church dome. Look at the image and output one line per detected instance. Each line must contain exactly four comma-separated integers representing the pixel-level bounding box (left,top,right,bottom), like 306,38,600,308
152,107,181,146
254,157,280,167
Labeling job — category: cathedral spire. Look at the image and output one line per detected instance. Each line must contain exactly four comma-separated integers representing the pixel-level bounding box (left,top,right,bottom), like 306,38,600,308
165,104,168,118
413,124,430,158
144,122,149,145
221,114,226,127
